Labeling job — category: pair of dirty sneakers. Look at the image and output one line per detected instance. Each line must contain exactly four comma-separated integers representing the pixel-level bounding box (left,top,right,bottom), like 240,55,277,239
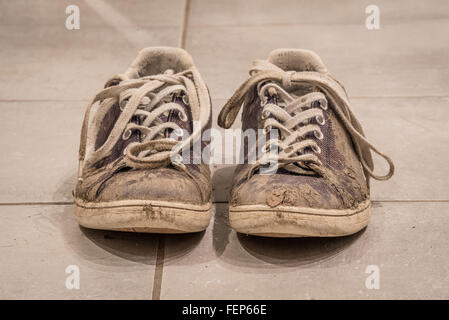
74,47,394,237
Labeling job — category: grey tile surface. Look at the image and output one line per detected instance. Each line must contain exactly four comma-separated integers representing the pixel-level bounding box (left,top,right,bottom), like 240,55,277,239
0,0,182,101
0,0,184,27
1,0,448,300
186,21,449,99
0,101,84,203
0,205,158,299
355,97,449,201
161,202,449,299
189,0,449,26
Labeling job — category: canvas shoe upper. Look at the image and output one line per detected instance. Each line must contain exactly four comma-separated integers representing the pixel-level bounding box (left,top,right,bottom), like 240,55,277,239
218,49,394,237
74,47,212,233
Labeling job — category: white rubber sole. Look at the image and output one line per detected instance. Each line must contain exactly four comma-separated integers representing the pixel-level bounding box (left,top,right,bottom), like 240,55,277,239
74,198,212,233
229,200,371,237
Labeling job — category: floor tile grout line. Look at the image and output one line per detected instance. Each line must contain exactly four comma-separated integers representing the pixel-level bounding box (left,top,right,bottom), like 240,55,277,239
0,99,90,102
179,0,191,49
351,95,449,100
187,18,449,29
0,24,181,29
149,0,191,300
151,235,166,300
0,201,74,206
373,200,449,203
2,17,447,29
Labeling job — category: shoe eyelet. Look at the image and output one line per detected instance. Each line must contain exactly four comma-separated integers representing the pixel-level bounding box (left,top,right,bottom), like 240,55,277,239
123,146,128,155
122,129,132,140
182,94,189,105
312,145,321,154
319,99,328,110
316,115,325,125
119,99,129,111
140,96,150,105
179,112,188,122
314,130,324,140
261,110,271,120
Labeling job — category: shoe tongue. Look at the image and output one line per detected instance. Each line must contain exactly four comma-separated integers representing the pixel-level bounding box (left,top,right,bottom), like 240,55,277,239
124,47,194,79
267,49,327,73
267,49,328,96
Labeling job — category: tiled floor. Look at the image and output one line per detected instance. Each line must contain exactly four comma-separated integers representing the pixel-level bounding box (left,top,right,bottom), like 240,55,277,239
0,0,448,299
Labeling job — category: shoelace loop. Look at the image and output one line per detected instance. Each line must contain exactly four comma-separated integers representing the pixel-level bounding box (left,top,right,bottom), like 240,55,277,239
78,68,210,177
256,82,329,176
218,60,395,185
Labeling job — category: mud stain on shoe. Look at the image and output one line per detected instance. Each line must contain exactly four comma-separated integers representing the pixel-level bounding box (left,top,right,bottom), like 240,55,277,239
266,185,321,208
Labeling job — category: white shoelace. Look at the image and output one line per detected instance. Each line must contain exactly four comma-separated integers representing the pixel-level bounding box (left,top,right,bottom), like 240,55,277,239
218,60,394,184
256,81,329,175
78,68,210,176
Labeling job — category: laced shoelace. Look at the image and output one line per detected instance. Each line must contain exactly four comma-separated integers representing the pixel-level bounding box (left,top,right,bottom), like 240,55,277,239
78,68,210,177
218,60,395,185
256,81,328,176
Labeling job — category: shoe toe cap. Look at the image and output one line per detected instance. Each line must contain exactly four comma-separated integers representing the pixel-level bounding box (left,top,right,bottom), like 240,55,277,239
77,166,211,205
230,172,368,210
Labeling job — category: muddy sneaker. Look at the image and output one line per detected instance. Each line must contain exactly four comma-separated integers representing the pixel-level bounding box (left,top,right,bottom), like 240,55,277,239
218,49,394,237
74,47,212,233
